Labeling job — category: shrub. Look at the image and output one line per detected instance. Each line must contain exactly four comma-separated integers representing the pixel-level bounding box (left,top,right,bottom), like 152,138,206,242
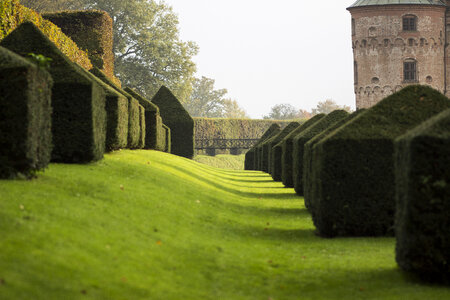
280,114,326,187
127,98,141,149
267,122,301,177
395,108,450,283
304,109,366,211
0,46,53,178
1,22,106,163
162,123,171,153
0,0,92,69
255,126,281,171
292,110,350,195
43,10,116,82
102,84,128,151
138,104,146,149
151,86,194,158
124,87,166,151
244,124,281,170
311,85,450,237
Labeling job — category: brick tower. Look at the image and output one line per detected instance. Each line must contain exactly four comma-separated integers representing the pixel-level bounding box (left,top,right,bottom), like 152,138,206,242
347,0,448,109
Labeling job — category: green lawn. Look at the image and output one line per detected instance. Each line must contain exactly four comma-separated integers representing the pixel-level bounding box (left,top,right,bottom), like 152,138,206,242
0,150,448,299
194,154,245,170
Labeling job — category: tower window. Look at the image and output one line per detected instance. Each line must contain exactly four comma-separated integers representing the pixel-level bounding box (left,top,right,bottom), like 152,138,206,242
404,60,417,82
403,16,417,31
354,61,358,85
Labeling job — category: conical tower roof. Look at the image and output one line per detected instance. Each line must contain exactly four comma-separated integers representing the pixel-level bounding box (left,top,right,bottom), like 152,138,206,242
348,0,446,9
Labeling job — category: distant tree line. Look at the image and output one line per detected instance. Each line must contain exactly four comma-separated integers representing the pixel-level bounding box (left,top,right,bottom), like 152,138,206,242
263,100,352,120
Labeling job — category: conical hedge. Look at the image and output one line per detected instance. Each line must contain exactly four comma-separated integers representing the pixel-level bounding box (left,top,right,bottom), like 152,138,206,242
395,108,450,283
311,85,450,237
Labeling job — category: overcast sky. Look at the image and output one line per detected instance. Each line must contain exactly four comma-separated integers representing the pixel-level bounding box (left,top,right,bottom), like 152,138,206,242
164,0,357,118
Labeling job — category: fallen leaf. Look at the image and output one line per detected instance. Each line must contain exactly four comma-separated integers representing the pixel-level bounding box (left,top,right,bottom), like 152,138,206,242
196,200,200,204
156,240,162,245
302,256,306,259
359,287,365,292
120,185,124,190
258,197,262,200
264,228,269,231
121,277,127,282
19,204,24,210
267,222,270,226
81,290,87,295
268,260,273,264
0,278,5,285
106,245,111,250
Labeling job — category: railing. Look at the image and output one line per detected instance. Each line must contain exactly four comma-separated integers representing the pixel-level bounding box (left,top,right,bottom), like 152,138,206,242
195,138,260,150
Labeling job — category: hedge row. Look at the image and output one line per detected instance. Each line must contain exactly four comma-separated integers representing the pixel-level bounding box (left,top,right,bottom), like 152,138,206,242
152,86,195,159
43,10,118,85
292,110,349,195
395,108,450,283
0,46,53,178
281,114,325,187
310,85,450,238
1,22,107,163
244,124,281,170
194,117,292,140
0,0,92,69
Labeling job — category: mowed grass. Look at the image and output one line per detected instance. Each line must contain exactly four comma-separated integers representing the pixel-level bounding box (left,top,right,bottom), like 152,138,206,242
0,150,448,299
194,154,245,170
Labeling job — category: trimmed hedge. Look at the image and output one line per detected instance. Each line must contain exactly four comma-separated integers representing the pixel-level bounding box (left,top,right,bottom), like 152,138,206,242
255,126,281,171
244,124,281,170
151,86,194,158
0,46,53,178
311,85,450,237
138,104,146,149
267,122,301,176
0,0,92,70
124,87,166,151
1,22,106,163
303,109,366,211
395,108,450,283
162,123,171,153
292,110,350,195
280,114,326,187
43,10,116,83
194,117,293,140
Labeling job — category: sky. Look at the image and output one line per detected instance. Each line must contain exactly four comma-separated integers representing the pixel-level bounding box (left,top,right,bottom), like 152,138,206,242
164,0,357,118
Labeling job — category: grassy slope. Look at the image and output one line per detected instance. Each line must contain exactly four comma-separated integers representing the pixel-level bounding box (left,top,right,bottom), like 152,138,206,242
0,150,448,299
194,154,245,170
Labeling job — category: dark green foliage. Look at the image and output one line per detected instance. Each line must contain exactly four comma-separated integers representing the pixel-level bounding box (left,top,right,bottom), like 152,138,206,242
43,10,115,80
1,22,106,163
151,86,194,158
304,109,366,211
311,85,450,237
162,124,171,153
138,104,146,149
395,109,450,283
194,117,292,140
267,122,301,177
127,98,141,149
293,110,349,195
0,46,53,178
244,124,281,170
102,86,128,151
254,126,282,171
124,87,166,150
281,114,326,187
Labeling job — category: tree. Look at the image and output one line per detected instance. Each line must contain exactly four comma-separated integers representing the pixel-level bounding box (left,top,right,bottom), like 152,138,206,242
263,103,299,120
20,0,83,12
184,76,227,117
222,99,248,119
297,109,312,119
21,0,198,103
312,99,352,115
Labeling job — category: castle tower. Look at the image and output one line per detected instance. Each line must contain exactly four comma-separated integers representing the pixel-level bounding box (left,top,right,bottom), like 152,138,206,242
347,0,447,109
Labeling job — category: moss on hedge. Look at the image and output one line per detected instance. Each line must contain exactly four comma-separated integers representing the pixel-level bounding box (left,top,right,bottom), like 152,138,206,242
151,86,194,158
124,87,166,150
1,22,106,163
258,121,301,174
43,10,115,82
304,109,366,211
395,108,450,283
280,114,326,187
292,110,349,195
0,0,92,69
244,124,281,170
0,46,53,178
311,85,450,237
